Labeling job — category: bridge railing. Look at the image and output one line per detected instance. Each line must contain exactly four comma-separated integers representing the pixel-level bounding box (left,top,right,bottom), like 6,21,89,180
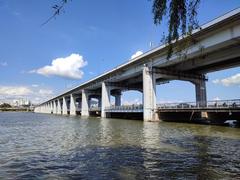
105,104,143,112
157,99,240,109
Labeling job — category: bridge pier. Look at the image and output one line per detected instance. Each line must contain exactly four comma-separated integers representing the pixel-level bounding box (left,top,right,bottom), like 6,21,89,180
52,101,56,114
57,99,61,115
112,90,121,106
50,101,53,113
81,90,90,117
70,94,77,115
143,64,159,122
97,96,101,107
194,79,207,107
62,97,68,115
101,82,111,118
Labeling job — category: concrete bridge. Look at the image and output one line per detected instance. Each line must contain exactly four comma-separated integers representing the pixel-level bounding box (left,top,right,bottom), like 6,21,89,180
34,8,240,122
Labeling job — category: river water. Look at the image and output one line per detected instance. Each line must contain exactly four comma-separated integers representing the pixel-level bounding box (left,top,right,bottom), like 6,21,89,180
0,112,239,179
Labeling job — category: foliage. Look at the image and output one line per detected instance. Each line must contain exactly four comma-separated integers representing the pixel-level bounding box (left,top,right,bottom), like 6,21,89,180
152,0,200,58
0,103,12,108
41,0,71,26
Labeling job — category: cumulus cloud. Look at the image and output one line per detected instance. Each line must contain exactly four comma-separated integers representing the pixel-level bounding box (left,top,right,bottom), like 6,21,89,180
30,54,87,79
0,85,54,104
38,89,53,96
122,98,142,105
0,86,32,96
213,73,240,86
131,51,143,60
213,97,221,101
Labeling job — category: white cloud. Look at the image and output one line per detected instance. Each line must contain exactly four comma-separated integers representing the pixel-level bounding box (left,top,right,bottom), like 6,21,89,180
122,98,142,105
38,89,53,96
0,86,32,96
30,53,87,79
0,85,54,104
0,62,7,67
213,73,240,86
213,97,221,101
131,51,143,60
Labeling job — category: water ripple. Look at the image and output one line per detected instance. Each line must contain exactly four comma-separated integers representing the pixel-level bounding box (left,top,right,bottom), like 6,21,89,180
0,112,239,179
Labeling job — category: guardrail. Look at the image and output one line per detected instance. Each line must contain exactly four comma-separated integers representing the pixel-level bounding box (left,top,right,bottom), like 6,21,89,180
105,104,143,112
157,99,240,109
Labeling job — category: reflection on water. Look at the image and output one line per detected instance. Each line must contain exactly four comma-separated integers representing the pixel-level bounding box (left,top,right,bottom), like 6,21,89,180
0,112,239,179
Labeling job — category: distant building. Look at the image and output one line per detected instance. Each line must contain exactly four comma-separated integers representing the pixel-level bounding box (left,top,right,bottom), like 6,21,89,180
12,99,31,107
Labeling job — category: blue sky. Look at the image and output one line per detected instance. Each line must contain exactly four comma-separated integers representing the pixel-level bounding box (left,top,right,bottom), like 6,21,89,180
0,0,240,104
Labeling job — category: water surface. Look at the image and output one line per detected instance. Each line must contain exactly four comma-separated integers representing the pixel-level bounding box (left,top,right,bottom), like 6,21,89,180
0,112,239,179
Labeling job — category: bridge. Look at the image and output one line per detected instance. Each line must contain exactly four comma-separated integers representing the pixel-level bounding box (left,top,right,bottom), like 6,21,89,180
34,9,240,122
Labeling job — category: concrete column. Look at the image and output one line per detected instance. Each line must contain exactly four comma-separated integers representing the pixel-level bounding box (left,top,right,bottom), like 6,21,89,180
44,104,46,113
81,90,89,116
98,97,102,108
143,65,159,122
101,82,111,118
70,94,77,115
62,97,68,115
57,99,62,114
195,79,207,107
53,101,57,114
115,94,121,106
50,101,53,113
48,103,50,113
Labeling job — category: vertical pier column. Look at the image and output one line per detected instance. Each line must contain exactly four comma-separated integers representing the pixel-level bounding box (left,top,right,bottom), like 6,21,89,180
44,104,47,113
62,97,68,115
48,103,50,113
101,82,111,118
143,65,159,122
53,101,57,114
70,94,77,115
98,97,102,108
114,91,121,106
81,90,89,116
51,102,54,113
195,79,207,107
57,99,62,114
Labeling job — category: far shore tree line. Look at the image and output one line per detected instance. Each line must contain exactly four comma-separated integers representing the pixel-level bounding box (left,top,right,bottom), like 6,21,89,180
0,103,12,108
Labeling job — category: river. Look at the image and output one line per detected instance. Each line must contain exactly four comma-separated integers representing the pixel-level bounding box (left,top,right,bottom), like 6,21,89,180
0,112,239,179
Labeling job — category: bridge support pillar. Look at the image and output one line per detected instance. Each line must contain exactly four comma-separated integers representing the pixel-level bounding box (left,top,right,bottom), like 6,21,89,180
101,82,111,118
70,94,77,115
113,91,121,106
48,103,50,113
44,104,47,113
50,102,53,113
98,97,102,108
81,90,89,117
53,101,57,114
143,65,159,122
57,99,62,115
62,97,68,115
195,79,207,107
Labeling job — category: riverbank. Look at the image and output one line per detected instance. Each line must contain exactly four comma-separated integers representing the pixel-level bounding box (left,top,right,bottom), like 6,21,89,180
0,108,33,112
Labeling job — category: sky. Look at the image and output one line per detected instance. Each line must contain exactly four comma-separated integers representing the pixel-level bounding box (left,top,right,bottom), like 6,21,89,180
0,0,240,104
